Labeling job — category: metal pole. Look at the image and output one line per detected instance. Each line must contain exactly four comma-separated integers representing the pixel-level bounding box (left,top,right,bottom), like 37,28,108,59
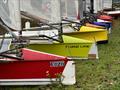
78,0,84,19
90,0,94,14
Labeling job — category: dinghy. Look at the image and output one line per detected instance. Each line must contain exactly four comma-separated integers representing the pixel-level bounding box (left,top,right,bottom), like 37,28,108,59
105,10,120,17
85,23,105,29
97,19,112,33
61,0,108,44
0,0,98,59
20,0,99,59
28,35,97,59
92,22,110,30
63,26,108,44
0,48,76,85
98,15,112,21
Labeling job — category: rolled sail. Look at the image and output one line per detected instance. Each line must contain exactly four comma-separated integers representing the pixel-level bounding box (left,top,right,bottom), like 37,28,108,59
20,0,61,23
86,0,112,13
103,0,112,9
61,0,79,20
0,0,21,30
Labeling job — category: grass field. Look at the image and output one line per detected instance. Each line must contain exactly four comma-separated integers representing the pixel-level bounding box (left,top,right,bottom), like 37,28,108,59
0,19,120,90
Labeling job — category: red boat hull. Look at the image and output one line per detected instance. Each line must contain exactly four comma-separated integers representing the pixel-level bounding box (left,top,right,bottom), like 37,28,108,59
0,60,67,79
99,15,112,21
0,48,68,79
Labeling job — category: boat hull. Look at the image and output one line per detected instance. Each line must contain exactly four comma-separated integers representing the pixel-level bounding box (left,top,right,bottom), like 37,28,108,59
0,48,76,85
64,26,108,43
85,23,105,29
105,11,120,17
92,22,110,29
0,60,76,85
27,35,94,59
3,33,94,59
99,15,112,21
28,43,92,59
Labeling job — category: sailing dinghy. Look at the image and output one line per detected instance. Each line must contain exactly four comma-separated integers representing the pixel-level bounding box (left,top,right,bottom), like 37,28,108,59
20,0,98,59
0,0,75,85
0,0,98,59
0,48,76,85
61,0,108,43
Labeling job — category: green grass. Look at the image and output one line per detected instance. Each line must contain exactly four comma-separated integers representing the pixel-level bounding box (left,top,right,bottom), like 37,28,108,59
74,19,120,90
0,19,120,90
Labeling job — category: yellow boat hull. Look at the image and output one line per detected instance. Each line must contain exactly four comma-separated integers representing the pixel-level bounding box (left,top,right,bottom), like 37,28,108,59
64,26,108,43
28,35,93,59
28,43,92,58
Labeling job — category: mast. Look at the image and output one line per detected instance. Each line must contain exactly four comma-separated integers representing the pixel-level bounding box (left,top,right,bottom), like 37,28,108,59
51,0,63,42
83,0,86,16
15,0,21,31
16,0,22,36
78,0,84,19
90,0,94,14
75,0,79,19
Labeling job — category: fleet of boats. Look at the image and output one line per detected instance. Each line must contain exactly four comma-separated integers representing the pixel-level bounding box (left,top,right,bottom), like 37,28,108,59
0,0,117,85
